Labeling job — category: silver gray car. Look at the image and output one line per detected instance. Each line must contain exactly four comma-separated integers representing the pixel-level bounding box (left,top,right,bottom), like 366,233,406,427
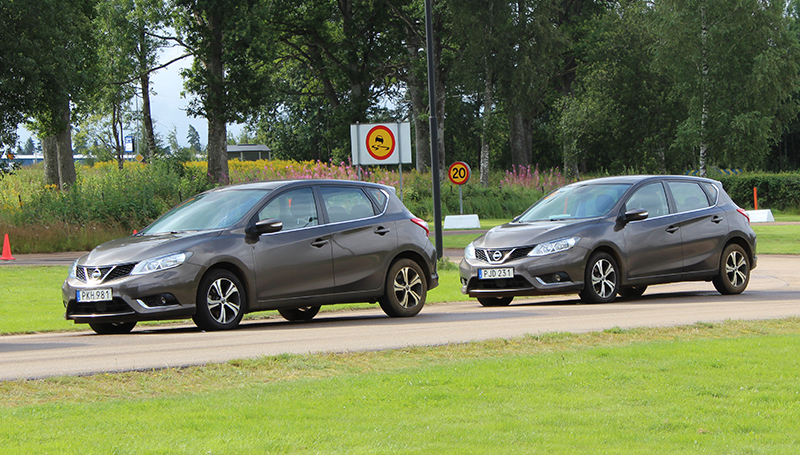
460,175,757,306
63,179,438,334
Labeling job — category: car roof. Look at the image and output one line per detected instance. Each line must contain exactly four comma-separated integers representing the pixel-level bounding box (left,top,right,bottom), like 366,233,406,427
208,179,392,193
569,175,720,186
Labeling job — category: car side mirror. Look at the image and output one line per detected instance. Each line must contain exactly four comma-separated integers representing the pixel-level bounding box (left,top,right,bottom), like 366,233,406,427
251,218,283,235
620,209,649,223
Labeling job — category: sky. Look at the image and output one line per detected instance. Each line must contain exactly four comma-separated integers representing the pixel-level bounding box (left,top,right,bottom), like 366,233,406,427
16,45,244,152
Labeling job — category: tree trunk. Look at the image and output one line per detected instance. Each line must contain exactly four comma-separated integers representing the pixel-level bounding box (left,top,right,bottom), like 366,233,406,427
140,72,157,161
480,64,493,187
405,44,430,172
699,4,709,177
55,101,76,188
205,11,229,185
433,31,446,181
509,109,532,168
42,135,59,186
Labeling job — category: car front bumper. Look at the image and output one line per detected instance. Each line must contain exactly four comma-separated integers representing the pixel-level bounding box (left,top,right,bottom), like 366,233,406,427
62,264,203,324
459,248,588,298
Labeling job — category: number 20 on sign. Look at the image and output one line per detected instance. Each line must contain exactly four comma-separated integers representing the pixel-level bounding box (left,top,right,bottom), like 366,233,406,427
448,161,471,185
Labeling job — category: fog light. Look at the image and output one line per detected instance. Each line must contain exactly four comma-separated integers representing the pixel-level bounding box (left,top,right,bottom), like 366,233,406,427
553,273,561,282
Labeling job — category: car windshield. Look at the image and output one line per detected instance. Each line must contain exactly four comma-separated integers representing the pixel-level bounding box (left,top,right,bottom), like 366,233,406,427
140,189,270,234
516,183,631,222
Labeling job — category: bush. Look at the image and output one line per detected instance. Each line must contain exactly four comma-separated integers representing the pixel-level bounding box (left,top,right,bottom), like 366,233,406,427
717,173,800,211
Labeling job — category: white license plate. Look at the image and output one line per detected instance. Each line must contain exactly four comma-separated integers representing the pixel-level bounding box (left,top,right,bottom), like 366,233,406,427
77,289,112,302
478,268,514,279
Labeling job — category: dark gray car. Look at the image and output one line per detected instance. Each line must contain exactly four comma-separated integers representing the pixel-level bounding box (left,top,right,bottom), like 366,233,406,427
63,180,438,334
460,175,756,306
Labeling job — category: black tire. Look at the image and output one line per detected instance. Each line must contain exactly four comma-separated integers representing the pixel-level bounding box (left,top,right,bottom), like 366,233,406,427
713,244,750,295
579,252,619,304
477,296,513,307
192,269,245,331
278,306,321,322
618,285,647,298
88,321,136,334
379,259,427,317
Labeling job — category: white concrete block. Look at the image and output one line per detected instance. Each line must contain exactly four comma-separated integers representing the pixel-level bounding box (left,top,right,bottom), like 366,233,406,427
444,214,481,229
746,209,775,223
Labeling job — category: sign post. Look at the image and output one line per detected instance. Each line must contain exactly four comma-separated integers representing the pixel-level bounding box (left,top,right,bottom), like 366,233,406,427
443,161,480,230
350,122,412,200
448,161,471,214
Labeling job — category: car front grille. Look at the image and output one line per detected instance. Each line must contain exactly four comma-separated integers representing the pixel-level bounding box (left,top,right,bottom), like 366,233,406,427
475,247,533,264
76,264,135,284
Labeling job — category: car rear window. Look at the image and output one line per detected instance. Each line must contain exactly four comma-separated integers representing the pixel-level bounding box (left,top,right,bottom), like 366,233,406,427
320,187,376,223
670,182,712,212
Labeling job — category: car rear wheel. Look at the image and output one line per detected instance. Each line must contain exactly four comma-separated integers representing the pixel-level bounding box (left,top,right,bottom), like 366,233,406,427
193,269,245,331
88,321,136,334
618,285,647,298
713,244,750,295
579,252,619,304
278,306,321,322
379,259,427,317
477,296,513,307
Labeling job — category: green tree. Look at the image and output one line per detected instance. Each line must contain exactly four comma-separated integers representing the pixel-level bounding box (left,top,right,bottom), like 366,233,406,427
172,0,271,184
653,0,800,174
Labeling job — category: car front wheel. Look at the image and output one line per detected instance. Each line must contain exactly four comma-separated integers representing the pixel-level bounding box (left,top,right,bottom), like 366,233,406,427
379,259,427,317
193,269,245,331
713,244,750,295
579,252,619,304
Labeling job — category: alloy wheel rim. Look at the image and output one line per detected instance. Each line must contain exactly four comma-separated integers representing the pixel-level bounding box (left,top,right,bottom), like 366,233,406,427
393,267,423,308
591,259,616,298
725,251,747,287
207,278,241,324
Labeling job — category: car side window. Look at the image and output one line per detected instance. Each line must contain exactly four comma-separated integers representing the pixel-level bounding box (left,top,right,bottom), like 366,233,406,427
625,182,669,218
365,188,389,212
320,186,376,223
258,188,319,231
670,182,712,212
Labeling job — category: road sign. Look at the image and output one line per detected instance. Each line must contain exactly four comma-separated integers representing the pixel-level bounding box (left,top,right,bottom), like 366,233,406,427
448,161,471,185
350,123,412,166
366,125,395,161
124,135,134,153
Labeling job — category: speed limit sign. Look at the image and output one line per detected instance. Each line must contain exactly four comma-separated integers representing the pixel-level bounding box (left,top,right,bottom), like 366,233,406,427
448,161,471,185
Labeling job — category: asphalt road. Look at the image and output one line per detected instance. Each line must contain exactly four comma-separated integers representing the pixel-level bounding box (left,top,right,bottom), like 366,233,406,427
1,255,799,382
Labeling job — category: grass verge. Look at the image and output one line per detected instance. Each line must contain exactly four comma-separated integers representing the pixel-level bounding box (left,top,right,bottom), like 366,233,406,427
2,319,799,453
0,266,467,335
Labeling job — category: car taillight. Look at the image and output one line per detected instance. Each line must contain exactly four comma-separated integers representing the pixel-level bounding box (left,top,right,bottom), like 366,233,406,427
737,208,750,224
411,217,430,236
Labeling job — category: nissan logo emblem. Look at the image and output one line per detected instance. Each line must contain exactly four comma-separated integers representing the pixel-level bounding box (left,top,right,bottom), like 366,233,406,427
91,268,102,281
491,250,503,261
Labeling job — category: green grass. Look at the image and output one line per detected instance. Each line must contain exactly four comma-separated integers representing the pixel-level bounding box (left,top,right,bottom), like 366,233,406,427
751,224,800,254
2,319,800,453
0,266,466,335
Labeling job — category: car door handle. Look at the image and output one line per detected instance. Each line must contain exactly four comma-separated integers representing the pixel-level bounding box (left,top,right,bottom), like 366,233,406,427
310,238,329,248
666,225,680,234
374,226,391,236
711,215,723,224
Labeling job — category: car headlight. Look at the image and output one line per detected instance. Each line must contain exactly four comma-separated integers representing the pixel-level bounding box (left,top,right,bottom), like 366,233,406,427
68,259,79,279
131,252,191,275
464,242,476,260
528,237,579,256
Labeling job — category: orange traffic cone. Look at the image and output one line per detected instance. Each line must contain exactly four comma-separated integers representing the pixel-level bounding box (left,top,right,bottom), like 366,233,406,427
1,234,15,261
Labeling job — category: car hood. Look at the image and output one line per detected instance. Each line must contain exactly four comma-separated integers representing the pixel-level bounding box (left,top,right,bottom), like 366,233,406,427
78,231,222,266
472,219,596,249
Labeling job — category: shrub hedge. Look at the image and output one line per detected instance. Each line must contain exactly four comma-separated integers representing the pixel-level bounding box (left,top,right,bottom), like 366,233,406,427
717,173,800,211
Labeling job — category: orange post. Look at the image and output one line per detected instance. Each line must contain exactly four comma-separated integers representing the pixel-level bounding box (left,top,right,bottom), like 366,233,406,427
1,234,15,261
753,187,758,211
